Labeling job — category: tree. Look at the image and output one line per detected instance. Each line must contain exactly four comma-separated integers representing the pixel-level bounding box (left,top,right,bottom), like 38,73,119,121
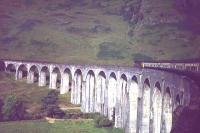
3,95,25,121
41,90,65,118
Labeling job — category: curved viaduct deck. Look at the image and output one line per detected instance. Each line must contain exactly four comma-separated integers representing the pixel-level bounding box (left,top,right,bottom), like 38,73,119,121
0,59,197,133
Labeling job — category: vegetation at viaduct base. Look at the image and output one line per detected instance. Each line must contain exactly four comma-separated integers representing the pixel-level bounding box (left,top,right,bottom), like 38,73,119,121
0,72,123,133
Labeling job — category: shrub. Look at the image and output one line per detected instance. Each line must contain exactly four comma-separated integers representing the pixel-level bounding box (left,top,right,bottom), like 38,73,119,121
3,95,26,121
97,42,125,60
95,115,113,128
41,90,65,118
42,90,59,110
132,53,153,61
46,105,65,119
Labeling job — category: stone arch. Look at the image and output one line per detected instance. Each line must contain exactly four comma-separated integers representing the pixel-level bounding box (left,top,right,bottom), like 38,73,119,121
0,61,5,71
95,71,106,114
141,78,151,133
40,66,50,86
118,73,128,127
162,87,172,133
17,64,28,80
6,64,16,73
28,65,39,83
152,82,162,133
51,67,61,89
61,68,72,94
128,75,140,133
108,72,117,121
84,70,95,113
71,69,82,104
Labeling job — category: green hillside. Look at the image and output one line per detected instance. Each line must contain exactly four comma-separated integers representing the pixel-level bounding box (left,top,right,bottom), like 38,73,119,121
0,0,199,66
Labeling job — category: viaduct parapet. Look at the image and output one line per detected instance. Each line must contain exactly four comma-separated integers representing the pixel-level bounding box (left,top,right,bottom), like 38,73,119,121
0,59,197,133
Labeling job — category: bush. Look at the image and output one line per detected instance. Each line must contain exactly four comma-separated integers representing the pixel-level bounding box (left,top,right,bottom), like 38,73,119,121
97,42,125,60
3,95,26,121
42,90,59,110
46,105,65,119
95,115,113,128
41,90,65,118
132,53,153,61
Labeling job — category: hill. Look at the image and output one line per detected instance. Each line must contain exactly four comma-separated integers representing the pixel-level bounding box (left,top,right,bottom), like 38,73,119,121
0,0,200,66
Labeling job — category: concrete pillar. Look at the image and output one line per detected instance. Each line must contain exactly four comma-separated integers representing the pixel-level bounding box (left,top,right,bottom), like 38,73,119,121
15,69,19,80
39,71,46,87
152,90,162,133
85,74,90,112
61,73,70,94
51,73,57,89
71,78,75,104
81,80,86,112
128,82,139,133
89,75,95,112
27,71,34,84
162,94,172,133
96,75,106,114
103,79,108,116
17,70,23,80
76,74,82,104
141,85,151,133
108,77,117,121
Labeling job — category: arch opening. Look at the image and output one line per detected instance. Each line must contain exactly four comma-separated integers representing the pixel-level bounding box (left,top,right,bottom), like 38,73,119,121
17,64,28,80
141,78,151,133
0,61,5,71
176,94,181,106
61,68,72,94
96,71,106,115
6,64,16,74
28,65,39,83
40,66,50,86
152,82,162,133
108,72,117,121
51,67,61,89
117,74,128,127
128,76,140,133
71,69,82,104
84,70,95,113
162,87,172,133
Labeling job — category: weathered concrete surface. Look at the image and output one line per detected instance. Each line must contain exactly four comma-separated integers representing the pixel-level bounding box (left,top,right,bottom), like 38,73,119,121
1,59,197,133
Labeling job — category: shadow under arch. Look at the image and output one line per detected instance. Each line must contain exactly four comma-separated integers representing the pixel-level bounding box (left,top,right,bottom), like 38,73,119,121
96,71,107,115
6,64,16,73
0,61,5,71
128,75,140,133
141,78,151,133
40,66,50,86
162,87,173,133
84,70,95,112
51,67,61,89
71,69,82,104
151,81,162,133
17,64,28,79
61,67,72,94
29,65,39,83
107,72,117,121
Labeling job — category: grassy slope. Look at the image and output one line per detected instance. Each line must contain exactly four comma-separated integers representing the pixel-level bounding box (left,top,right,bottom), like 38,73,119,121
0,0,199,66
0,72,123,133
0,119,123,133
0,72,76,113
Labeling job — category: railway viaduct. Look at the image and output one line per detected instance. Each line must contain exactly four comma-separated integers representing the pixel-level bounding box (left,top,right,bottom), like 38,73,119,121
0,59,198,133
